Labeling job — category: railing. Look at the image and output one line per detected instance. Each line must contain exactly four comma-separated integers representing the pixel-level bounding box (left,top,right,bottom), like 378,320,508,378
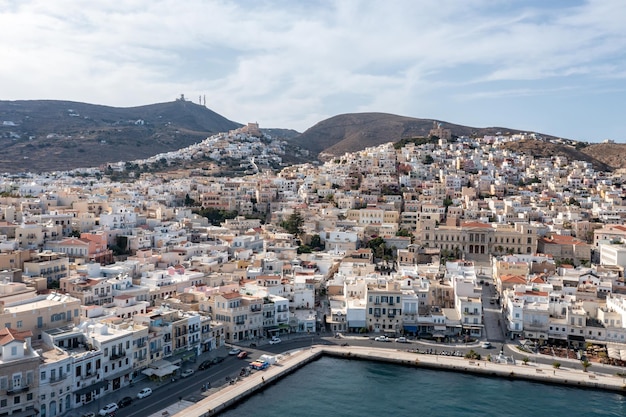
110,350,126,360
7,384,30,394
50,374,68,383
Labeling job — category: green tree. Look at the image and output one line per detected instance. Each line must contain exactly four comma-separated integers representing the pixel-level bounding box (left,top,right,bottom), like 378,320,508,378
581,359,591,372
281,210,304,237
310,234,323,250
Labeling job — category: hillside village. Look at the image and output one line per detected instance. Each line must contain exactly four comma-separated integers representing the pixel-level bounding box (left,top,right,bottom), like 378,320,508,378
2,122,626,416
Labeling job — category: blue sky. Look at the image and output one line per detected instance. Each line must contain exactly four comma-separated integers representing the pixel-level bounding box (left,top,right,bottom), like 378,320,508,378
1,0,625,141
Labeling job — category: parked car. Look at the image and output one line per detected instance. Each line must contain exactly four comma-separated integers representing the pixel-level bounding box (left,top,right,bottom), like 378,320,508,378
98,403,119,416
269,336,281,345
198,360,212,370
375,336,390,342
181,369,195,378
211,356,225,364
237,351,248,359
82,413,96,417
137,387,153,399
229,348,242,355
118,396,133,408
395,337,408,343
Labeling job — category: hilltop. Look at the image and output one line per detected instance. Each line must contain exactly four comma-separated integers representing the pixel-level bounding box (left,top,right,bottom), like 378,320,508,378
290,113,533,158
3,101,626,173
0,99,241,173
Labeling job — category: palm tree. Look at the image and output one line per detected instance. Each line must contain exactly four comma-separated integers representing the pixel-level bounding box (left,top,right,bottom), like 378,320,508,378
581,359,591,372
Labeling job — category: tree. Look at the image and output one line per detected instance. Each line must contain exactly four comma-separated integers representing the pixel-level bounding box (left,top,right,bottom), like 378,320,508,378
184,193,196,206
310,234,323,250
581,359,591,372
522,356,530,365
423,155,434,165
280,210,304,237
552,361,561,369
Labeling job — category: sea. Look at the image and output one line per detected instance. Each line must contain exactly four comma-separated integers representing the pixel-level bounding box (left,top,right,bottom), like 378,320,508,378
220,357,626,417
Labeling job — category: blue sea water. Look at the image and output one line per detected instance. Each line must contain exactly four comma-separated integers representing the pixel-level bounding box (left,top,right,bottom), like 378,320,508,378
220,357,626,417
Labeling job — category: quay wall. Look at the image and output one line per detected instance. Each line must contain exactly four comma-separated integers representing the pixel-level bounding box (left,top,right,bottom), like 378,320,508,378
175,346,626,417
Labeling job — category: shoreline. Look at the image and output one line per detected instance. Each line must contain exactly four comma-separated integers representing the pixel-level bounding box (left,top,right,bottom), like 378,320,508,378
172,345,626,417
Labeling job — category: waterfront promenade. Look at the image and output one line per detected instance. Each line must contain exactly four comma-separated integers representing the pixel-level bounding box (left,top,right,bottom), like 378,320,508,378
172,345,626,417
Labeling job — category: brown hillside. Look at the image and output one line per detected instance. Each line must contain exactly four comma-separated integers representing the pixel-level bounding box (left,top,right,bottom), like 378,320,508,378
502,139,613,172
291,112,542,158
0,100,241,173
581,143,626,170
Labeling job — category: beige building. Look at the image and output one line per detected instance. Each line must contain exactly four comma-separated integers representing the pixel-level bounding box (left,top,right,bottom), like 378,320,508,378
0,293,82,339
0,327,39,417
416,220,538,262
365,281,403,334
23,251,70,285
208,292,264,343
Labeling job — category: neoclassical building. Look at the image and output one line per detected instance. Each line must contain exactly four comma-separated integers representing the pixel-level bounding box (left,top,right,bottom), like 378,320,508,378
415,220,539,261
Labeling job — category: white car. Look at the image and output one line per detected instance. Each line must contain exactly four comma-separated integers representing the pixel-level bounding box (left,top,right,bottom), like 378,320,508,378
395,337,408,343
375,336,390,342
481,341,492,349
181,369,195,378
269,337,281,345
228,348,242,355
137,387,152,399
98,403,118,416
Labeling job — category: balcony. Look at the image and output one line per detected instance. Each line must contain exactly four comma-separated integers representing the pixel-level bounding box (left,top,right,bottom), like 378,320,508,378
110,350,126,360
7,384,30,395
373,313,381,318
49,374,68,383
387,314,395,319
235,320,245,325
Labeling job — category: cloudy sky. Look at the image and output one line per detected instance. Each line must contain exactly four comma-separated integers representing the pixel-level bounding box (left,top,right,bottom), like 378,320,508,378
2,0,625,141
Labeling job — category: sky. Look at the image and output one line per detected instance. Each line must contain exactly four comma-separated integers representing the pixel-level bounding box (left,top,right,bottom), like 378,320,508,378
1,0,626,142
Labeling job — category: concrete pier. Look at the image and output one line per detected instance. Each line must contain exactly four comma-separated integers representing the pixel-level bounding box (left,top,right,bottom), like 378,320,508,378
173,345,626,417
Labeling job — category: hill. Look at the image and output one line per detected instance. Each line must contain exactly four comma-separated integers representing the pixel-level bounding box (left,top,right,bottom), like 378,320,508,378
501,139,613,172
581,142,626,171
0,99,241,173
289,112,527,158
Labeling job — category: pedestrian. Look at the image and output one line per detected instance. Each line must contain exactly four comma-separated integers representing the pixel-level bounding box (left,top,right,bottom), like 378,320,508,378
262,376,265,383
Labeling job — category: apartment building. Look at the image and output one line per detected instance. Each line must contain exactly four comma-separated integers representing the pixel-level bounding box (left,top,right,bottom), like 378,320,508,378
0,293,81,340
0,327,39,417
365,280,403,334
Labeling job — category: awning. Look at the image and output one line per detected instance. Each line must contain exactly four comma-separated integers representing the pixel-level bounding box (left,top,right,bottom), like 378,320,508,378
105,369,130,381
142,364,179,378
403,325,417,332
75,380,108,396
567,334,585,342
5,408,38,417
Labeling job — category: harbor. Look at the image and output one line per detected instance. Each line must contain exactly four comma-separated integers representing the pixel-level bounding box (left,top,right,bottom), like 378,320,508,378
172,345,626,417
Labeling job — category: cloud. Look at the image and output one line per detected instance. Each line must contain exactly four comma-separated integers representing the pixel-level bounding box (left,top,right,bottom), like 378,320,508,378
1,0,625,140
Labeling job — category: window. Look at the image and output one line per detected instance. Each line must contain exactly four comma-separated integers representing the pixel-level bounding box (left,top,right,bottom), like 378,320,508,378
17,320,23,328
41,371,46,380
14,395,20,405
0,399,6,408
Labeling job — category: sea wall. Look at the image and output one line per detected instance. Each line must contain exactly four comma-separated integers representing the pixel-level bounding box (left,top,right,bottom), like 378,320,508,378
175,346,626,417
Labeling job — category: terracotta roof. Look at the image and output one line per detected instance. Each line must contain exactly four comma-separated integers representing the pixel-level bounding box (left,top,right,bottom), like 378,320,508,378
500,275,526,284
461,221,492,228
0,327,33,346
220,292,241,300
540,235,586,245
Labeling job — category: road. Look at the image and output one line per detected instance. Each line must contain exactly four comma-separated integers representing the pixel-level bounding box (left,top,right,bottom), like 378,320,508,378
113,337,334,417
